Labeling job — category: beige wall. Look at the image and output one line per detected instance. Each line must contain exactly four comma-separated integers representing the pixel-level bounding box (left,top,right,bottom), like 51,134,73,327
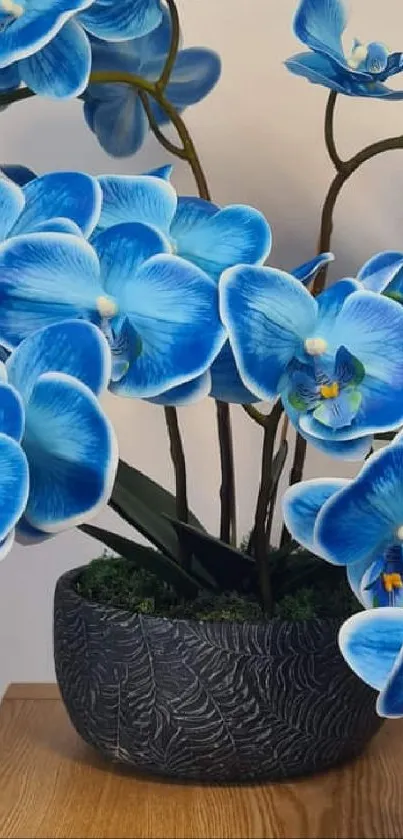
1,0,402,695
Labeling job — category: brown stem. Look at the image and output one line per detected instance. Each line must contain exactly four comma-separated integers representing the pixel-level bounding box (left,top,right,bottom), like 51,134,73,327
164,406,189,525
283,120,403,542
157,0,180,91
253,401,283,613
138,90,187,158
324,91,342,171
216,401,237,545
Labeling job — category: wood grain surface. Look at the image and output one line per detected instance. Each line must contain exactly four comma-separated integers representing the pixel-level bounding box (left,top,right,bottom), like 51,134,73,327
0,684,402,839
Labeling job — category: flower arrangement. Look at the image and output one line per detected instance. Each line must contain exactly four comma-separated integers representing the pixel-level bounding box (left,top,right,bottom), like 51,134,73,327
1,0,403,728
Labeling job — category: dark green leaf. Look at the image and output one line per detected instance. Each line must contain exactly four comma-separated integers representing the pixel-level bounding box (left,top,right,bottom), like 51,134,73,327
168,518,257,593
110,458,205,560
79,523,202,598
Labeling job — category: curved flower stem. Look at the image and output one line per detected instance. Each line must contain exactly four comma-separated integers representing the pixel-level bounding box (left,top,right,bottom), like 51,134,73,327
253,400,283,614
90,65,236,545
324,91,343,171
164,406,189,525
138,90,187,158
282,123,403,546
242,404,267,426
157,0,181,91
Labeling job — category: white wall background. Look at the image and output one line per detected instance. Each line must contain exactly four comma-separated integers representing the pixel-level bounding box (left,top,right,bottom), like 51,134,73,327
1,0,403,696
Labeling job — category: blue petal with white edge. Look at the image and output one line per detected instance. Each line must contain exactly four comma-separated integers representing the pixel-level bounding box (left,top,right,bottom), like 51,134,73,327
24,372,117,532
209,340,259,403
147,371,211,406
282,478,349,553
12,171,102,237
285,51,351,94
109,254,225,398
291,252,334,285
0,530,16,561
79,0,163,42
0,233,103,348
0,383,24,441
358,251,403,294
7,320,111,402
338,608,403,692
315,443,403,566
315,279,360,338
0,432,29,542
0,0,93,68
293,0,347,65
378,644,403,717
16,517,54,546
19,19,91,99
31,218,84,236
1,165,36,187
170,198,272,280
93,221,171,299
282,396,372,460
90,86,149,158
220,265,317,400
165,48,221,108
97,174,177,234
0,177,24,242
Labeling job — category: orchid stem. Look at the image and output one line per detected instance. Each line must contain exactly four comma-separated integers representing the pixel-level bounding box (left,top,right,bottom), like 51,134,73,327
253,401,283,613
283,94,403,546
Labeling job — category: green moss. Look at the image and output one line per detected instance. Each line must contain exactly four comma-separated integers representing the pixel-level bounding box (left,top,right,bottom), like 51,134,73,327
76,553,360,622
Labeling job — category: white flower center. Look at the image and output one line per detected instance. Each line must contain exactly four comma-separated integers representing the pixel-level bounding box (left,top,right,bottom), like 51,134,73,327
304,337,328,356
347,43,368,69
96,295,118,319
396,526,403,541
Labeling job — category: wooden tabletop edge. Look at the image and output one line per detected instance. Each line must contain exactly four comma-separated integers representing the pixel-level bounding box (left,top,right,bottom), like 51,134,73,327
3,683,61,700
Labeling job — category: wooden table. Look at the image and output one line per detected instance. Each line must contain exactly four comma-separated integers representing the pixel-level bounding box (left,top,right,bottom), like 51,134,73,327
0,684,403,839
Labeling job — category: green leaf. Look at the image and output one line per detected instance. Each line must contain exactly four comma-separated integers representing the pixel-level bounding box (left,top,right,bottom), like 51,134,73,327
79,523,202,598
168,518,258,594
110,459,205,560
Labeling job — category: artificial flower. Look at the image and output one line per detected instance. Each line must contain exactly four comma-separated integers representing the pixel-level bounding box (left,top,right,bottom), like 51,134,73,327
6,319,118,532
0,169,101,239
0,223,225,398
0,0,163,99
286,0,403,100
83,7,221,156
339,608,403,718
220,267,403,454
282,434,403,607
0,375,29,559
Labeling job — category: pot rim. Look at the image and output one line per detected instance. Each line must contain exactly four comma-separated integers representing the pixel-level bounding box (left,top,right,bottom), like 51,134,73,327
55,565,344,633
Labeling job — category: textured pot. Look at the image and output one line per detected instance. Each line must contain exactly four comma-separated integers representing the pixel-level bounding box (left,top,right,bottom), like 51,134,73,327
54,567,382,783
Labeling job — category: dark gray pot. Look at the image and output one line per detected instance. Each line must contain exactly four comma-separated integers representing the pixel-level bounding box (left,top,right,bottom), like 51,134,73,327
54,567,381,783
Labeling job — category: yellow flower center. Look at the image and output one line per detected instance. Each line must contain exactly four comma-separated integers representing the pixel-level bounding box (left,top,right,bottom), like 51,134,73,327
1,0,23,16
383,573,403,593
320,381,339,400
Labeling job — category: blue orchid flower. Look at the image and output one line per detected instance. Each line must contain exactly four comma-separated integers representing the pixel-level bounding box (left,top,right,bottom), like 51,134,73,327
339,608,403,718
220,266,403,456
358,250,403,303
90,170,270,405
0,373,29,558
155,252,336,407
283,434,403,609
83,8,221,156
0,0,163,99
4,319,118,533
0,169,101,240
0,221,225,399
285,0,403,100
